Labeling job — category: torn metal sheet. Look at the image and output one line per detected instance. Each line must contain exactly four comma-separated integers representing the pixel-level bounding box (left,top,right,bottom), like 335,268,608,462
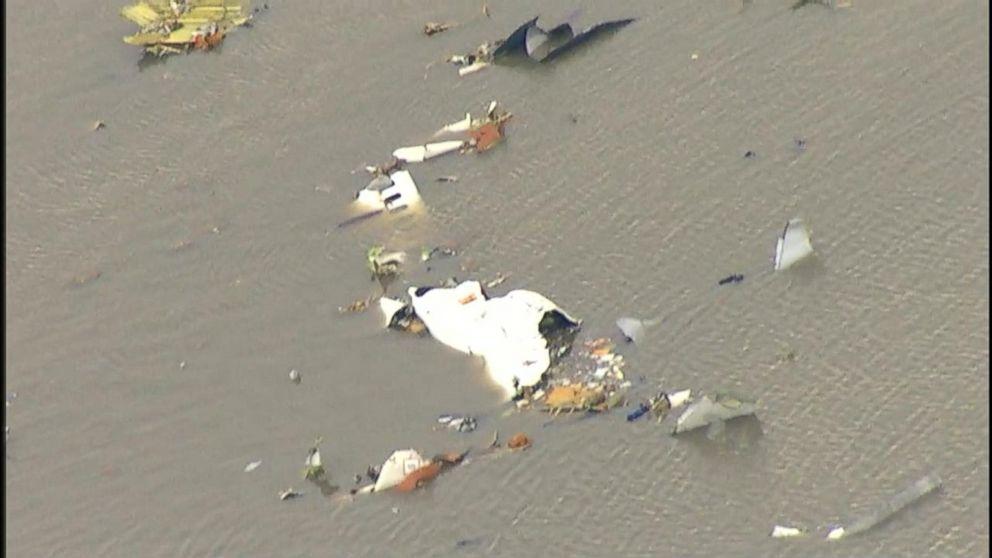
672,392,757,435
492,15,636,63
380,280,581,398
121,0,252,57
774,218,814,271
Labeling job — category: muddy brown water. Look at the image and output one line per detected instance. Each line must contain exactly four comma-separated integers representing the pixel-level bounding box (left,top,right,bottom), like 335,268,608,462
5,1,988,556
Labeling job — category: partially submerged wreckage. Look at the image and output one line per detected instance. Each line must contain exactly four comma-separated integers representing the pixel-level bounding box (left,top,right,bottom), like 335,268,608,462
448,14,636,76
120,0,252,57
380,280,581,399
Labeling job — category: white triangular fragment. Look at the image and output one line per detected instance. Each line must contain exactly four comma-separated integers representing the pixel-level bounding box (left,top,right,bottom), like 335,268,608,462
616,317,646,344
432,113,472,137
486,100,499,119
379,297,407,327
667,389,692,409
381,170,421,211
305,449,321,468
458,61,489,76
373,449,427,492
774,218,814,271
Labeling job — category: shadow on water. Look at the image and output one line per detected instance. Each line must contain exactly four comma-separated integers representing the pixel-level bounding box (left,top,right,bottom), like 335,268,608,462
674,415,765,458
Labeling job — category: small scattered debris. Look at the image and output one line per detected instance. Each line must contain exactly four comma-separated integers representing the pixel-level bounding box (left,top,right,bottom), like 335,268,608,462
794,138,807,152
744,150,757,159
338,296,374,314
68,270,102,288
435,175,459,183
484,273,507,289
420,246,458,263
626,402,650,422
718,274,745,286
507,433,531,450
367,246,406,292
424,21,454,37
5,392,17,407
437,414,478,433
92,120,106,131
279,487,302,500
628,389,691,423
289,369,301,384
179,360,187,370
770,525,807,538
773,218,814,271
826,473,942,540
244,460,262,473
121,0,252,58
672,392,757,435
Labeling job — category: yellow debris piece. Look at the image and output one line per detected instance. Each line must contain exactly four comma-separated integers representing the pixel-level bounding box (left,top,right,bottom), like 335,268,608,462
121,0,251,56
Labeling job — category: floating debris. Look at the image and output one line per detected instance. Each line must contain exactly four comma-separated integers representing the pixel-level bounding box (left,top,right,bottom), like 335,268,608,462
302,438,325,481
492,15,636,64
369,449,429,493
424,21,455,37
485,273,508,289
507,433,531,450
432,114,472,138
351,170,423,215
826,473,942,541
92,120,106,131
718,274,745,286
437,414,478,433
393,140,466,164
770,525,807,538
380,280,581,399
338,296,373,314
367,246,406,281
289,369,301,384
244,460,262,473
774,218,815,271
279,487,302,500
744,150,757,159
617,317,658,344
626,402,650,422
120,0,252,58
672,392,757,435
435,175,459,183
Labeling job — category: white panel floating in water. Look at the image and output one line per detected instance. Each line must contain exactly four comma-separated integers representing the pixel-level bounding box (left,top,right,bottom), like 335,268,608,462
774,218,814,271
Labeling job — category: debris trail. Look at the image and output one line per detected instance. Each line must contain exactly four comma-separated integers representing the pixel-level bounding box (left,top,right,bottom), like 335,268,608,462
827,473,942,540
